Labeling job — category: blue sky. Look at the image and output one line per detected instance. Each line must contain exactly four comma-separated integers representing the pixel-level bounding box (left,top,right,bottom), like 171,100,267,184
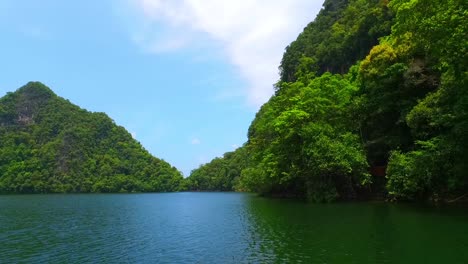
0,0,323,175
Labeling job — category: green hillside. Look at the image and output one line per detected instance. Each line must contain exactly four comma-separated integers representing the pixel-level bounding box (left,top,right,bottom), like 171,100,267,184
186,0,467,202
0,82,184,193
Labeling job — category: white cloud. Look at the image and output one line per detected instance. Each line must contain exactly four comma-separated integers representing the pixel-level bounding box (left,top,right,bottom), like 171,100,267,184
191,137,201,145
125,0,324,108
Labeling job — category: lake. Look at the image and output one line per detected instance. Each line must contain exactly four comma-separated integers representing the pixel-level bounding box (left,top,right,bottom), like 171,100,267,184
0,192,467,263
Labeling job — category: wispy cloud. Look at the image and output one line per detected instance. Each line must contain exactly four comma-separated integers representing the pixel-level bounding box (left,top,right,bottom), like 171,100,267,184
123,0,323,108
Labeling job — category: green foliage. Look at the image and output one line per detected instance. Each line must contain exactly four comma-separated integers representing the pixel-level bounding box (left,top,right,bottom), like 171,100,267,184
356,39,432,164
197,0,467,203
386,138,454,201
379,0,468,200
279,0,393,82
185,146,248,191
243,73,370,202
0,82,184,194
389,0,467,71
5,0,461,202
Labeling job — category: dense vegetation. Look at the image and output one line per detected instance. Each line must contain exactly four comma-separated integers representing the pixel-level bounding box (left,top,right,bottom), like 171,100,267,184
187,0,467,202
185,147,248,191
0,82,184,193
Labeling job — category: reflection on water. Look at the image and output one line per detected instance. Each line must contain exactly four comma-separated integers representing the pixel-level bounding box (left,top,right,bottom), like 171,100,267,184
244,197,468,263
1,193,468,263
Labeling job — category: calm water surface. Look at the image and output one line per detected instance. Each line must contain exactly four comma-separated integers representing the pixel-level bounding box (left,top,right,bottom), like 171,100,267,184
1,193,467,263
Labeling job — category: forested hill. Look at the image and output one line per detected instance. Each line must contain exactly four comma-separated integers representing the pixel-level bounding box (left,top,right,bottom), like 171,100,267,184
0,82,184,193
186,0,467,202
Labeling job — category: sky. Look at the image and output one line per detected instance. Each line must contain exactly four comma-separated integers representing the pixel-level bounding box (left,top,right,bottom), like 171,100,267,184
0,0,324,175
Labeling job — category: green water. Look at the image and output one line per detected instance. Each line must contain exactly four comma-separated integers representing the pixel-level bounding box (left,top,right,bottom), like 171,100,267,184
0,193,467,263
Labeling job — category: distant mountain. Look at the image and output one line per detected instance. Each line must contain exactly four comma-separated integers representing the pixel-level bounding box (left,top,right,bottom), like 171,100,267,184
0,82,184,193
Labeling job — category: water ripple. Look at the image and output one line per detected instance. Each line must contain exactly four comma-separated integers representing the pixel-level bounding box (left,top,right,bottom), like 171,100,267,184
1,193,468,263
